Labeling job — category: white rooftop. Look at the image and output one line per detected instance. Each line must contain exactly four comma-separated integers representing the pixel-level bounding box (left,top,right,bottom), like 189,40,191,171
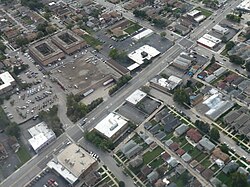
47,160,78,184
127,63,140,71
237,0,250,11
0,72,15,91
187,10,201,17
132,29,153,41
126,89,147,105
213,25,229,34
94,112,128,139
57,143,97,178
168,75,182,84
203,34,221,44
197,37,217,48
28,122,55,152
128,45,161,65
194,15,206,23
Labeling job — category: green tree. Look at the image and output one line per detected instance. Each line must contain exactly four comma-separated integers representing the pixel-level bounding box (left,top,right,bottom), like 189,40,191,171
245,62,250,72
173,89,190,105
195,120,210,134
231,172,248,187
160,32,166,38
225,41,235,51
0,41,6,53
109,48,119,59
118,181,125,187
153,19,167,28
15,37,29,47
220,144,229,154
133,10,147,19
6,123,20,138
43,12,51,20
210,128,220,141
229,55,245,65
211,55,216,63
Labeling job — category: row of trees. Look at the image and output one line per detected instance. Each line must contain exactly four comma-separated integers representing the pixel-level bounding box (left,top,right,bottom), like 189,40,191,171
226,14,241,23
39,105,64,137
109,48,128,64
109,75,132,95
194,120,220,141
66,94,103,122
173,89,190,105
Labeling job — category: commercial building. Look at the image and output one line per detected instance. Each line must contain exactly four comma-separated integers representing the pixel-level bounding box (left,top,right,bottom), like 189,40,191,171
128,45,161,65
47,143,98,185
236,0,250,12
172,55,192,70
150,75,182,91
197,34,222,49
0,71,16,95
212,25,229,35
132,29,153,41
51,30,86,55
29,39,65,66
94,112,128,141
126,89,147,105
28,122,56,153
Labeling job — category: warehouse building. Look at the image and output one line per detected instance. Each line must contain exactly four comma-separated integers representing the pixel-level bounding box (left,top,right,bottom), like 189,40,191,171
0,71,16,95
47,143,98,185
197,34,222,49
51,30,86,55
236,0,250,12
29,39,65,66
94,112,128,141
28,122,56,153
212,25,229,35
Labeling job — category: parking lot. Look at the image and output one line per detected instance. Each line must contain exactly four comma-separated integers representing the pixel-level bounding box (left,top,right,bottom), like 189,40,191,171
26,168,70,187
51,51,120,95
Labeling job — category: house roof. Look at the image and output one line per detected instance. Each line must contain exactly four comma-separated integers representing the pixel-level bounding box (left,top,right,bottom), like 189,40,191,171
141,165,153,176
212,148,230,163
201,168,214,181
176,148,185,156
222,161,239,174
199,137,216,152
195,164,205,173
147,171,159,183
169,142,179,151
175,123,189,136
161,152,171,161
186,128,202,143
181,153,192,162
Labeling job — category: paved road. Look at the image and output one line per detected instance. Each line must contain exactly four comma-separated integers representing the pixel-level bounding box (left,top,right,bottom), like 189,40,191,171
0,0,244,186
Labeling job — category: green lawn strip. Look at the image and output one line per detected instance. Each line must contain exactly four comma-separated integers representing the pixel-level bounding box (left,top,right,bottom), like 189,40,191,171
200,158,212,168
195,152,208,162
82,34,102,48
182,143,201,158
195,7,212,17
217,172,232,186
124,24,142,34
163,131,174,140
174,136,188,147
143,146,164,164
210,164,220,172
16,145,31,167
149,157,164,168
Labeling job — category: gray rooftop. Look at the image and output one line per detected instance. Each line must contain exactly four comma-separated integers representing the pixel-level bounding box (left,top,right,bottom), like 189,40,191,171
199,137,216,152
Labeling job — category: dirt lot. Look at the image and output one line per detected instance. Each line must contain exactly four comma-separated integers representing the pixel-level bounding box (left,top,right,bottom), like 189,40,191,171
52,52,120,95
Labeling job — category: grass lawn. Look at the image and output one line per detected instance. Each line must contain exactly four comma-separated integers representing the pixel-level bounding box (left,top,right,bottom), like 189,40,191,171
172,171,190,187
195,7,212,17
217,172,232,186
17,145,31,167
124,23,142,34
163,131,174,141
82,34,102,48
195,153,208,162
143,146,164,164
201,158,212,168
210,164,220,172
175,136,188,147
149,157,164,168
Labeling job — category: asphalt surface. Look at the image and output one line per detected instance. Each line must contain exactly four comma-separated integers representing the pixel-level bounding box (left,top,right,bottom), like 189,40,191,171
0,0,245,186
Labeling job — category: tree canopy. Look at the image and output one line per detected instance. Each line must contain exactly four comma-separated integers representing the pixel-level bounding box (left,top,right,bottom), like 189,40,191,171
173,89,190,105
6,123,20,138
210,128,220,141
195,120,210,134
231,172,248,187
229,55,245,65
225,41,235,51
118,181,125,187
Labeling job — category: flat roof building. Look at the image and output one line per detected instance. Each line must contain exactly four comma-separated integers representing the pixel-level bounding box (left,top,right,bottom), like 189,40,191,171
128,45,161,65
47,143,98,185
29,39,65,66
28,122,56,153
132,29,154,41
236,0,250,12
126,89,147,105
51,30,86,55
212,25,229,35
197,34,221,49
94,112,128,141
0,71,15,95
187,10,201,18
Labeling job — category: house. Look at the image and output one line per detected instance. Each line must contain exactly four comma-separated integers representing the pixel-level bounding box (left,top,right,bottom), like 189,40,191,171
155,108,169,122
195,164,205,173
141,165,153,177
176,164,186,175
147,170,159,183
190,160,199,168
222,161,239,174
176,148,185,156
186,128,202,143
161,152,171,162
120,140,143,159
162,114,180,133
211,148,230,164
129,156,143,168
199,137,215,152
8,136,20,153
169,142,179,151
223,110,241,125
154,179,166,187
167,157,178,167
174,123,189,136
181,153,192,162
0,143,8,160
201,168,214,181
174,23,190,35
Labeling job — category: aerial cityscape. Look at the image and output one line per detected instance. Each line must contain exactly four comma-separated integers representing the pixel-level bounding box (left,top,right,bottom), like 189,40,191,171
0,0,249,186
